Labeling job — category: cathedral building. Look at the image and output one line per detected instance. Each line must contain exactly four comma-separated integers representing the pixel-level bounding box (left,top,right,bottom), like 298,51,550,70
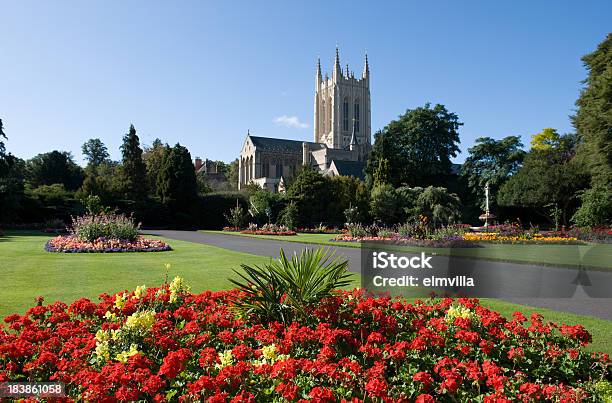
238,48,372,192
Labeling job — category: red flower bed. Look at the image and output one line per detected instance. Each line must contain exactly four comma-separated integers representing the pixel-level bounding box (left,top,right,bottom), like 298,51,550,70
1,281,609,401
240,229,297,236
45,235,172,253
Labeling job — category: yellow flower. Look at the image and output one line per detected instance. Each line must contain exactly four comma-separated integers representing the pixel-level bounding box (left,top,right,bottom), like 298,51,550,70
95,329,109,342
216,349,234,369
445,305,474,323
104,311,117,321
115,344,139,363
261,344,278,361
124,310,156,332
169,276,190,303
95,340,110,361
133,285,147,300
258,344,289,365
114,293,127,309
111,328,122,340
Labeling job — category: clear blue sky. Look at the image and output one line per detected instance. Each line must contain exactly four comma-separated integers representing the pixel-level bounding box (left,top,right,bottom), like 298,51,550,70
1,1,610,165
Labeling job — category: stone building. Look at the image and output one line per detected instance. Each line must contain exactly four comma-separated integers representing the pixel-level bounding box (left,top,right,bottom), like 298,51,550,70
238,48,371,192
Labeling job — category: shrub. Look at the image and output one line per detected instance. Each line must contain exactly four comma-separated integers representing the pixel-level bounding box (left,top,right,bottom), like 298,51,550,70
346,223,368,238
230,248,352,324
572,185,612,227
224,203,247,230
370,183,401,224
71,213,140,242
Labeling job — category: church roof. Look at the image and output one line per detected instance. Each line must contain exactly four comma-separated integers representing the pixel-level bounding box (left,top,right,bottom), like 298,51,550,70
330,159,366,180
249,135,322,153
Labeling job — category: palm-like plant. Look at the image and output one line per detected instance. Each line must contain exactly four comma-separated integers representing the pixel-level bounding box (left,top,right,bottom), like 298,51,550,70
230,248,352,324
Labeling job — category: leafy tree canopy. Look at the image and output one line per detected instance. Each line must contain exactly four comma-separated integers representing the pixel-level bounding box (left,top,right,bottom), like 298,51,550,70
366,103,462,187
287,166,330,226
26,151,84,190
498,131,588,225
81,138,110,168
573,33,612,187
461,135,525,210
157,143,198,212
119,124,147,201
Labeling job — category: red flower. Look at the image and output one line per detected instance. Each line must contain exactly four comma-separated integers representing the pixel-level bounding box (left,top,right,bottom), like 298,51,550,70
309,386,335,402
159,348,191,379
365,378,387,398
413,371,433,388
415,394,436,403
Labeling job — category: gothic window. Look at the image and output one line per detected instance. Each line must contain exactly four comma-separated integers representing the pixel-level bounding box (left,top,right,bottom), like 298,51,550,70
276,164,283,178
343,100,349,131
262,162,269,177
354,102,360,133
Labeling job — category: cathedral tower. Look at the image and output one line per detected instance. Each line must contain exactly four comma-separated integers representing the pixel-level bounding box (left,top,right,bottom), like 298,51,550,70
314,48,371,150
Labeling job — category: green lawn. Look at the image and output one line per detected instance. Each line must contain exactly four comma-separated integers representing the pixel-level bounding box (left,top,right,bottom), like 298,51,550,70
1,231,611,354
203,230,611,269
0,231,269,319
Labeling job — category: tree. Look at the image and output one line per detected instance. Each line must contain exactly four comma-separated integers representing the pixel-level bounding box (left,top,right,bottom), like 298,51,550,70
573,33,612,188
0,119,6,156
366,103,462,187
79,138,114,200
373,158,391,186
143,138,167,196
82,138,109,168
78,160,119,201
498,131,589,226
461,136,525,210
0,120,25,222
412,186,461,226
119,124,147,200
369,183,401,224
248,189,284,224
26,151,84,190
287,167,330,226
572,34,612,225
226,159,239,190
571,185,612,227
328,175,370,225
157,143,198,212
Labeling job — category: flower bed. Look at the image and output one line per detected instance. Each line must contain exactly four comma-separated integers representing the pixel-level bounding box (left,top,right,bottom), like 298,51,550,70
45,235,172,253
1,280,609,401
298,226,342,234
333,234,477,248
463,232,584,244
240,223,296,236
241,229,297,236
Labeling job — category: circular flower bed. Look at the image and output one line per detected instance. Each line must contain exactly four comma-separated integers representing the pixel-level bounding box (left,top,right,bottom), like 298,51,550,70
45,235,172,253
1,280,609,401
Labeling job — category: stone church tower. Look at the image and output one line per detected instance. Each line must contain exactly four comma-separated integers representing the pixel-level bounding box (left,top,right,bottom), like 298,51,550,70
237,48,372,191
314,48,371,151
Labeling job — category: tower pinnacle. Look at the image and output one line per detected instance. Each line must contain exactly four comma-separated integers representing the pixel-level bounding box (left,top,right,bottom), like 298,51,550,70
363,53,369,78
333,46,342,79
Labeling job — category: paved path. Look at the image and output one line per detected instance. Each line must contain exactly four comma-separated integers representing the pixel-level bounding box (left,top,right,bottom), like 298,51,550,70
147,230,612,321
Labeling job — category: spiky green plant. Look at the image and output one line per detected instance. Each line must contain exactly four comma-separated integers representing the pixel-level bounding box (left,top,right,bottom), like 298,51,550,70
230,248,352,324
